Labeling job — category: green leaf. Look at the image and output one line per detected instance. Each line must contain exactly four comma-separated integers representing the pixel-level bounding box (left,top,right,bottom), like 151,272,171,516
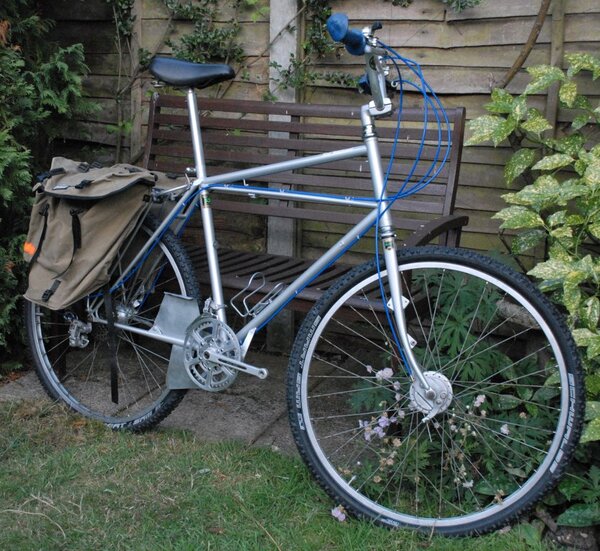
582,297,600,330
585,374,600,398
580,418,600,444
588,222,600,239
514,522,542,547
550,225,573,240
559,80,578,108
511,229,546,254
557,503,600,527
485,88,514,114
521,111,552,135
491,116,518,146
496,394,521,410
562,282,581,315
528,259,572,281
585,401,600,422
503,176,585,211
572,328,597,346
524,65,565,95
547,134,585,156
559,476,585,501
572,113,591,131
584,160,600,186
587,337,600,360
504,149,536,185
574,95,593,110
465,115,506,145
511,97,528,121
493,206,544,230
566,52,600,80
575,158,587,176
547,210,567,227
532,153,574,171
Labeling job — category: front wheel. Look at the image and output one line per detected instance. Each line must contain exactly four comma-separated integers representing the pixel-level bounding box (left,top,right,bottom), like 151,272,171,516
287,246,584,535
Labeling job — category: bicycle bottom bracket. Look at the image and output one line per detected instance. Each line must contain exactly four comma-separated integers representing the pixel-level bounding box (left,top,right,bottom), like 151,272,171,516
409,371,453,421
183,315,240,391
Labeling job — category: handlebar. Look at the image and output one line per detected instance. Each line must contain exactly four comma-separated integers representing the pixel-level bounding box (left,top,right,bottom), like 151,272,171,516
326,13,391,115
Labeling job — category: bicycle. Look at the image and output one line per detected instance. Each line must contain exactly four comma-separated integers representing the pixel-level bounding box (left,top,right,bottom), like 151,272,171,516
25,13,584,535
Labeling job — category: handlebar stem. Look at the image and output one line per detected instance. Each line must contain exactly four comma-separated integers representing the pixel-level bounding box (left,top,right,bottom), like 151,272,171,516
364,45,392,117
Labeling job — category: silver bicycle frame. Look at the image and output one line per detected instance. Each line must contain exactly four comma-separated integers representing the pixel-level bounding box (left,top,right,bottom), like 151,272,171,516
115,49,432,391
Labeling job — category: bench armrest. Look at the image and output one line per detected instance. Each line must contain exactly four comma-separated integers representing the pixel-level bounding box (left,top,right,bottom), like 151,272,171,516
401,215,469,248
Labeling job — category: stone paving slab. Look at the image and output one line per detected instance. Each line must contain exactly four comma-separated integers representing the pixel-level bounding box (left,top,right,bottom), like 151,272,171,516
0,352,297,455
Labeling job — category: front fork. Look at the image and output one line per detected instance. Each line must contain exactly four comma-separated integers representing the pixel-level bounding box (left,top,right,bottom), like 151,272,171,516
362,105,433,396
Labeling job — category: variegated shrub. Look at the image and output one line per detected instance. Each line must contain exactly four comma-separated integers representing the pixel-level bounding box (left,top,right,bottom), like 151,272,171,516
467,54,600,526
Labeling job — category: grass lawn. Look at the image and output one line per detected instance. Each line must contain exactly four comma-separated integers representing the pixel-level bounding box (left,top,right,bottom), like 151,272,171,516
0,401,552,550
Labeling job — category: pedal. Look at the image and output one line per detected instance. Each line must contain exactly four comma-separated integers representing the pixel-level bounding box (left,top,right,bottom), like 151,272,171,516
230,272,284,318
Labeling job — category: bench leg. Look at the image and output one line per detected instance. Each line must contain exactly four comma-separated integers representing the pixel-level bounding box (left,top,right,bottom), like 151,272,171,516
266,309,294,353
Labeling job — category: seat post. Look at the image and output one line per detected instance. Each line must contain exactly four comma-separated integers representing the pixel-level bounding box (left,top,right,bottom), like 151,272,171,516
186,87,227,322
186,88,207,180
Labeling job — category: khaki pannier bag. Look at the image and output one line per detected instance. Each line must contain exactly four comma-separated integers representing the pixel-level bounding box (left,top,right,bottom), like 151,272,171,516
24,157,157,310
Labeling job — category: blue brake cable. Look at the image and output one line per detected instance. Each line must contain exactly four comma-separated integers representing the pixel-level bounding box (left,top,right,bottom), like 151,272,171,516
373,42,451,375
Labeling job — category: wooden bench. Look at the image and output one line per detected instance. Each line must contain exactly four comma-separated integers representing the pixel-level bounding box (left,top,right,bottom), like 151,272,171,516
142,94,467,314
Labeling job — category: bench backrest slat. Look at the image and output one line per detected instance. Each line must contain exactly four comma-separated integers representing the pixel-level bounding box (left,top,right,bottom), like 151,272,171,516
143,93,465,227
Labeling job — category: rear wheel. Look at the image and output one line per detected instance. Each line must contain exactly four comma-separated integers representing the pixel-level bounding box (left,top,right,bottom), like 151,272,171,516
287,246,584,535
26,217,200,431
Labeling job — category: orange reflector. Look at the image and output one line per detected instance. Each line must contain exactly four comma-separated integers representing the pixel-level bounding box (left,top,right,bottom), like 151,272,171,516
24,241,36,255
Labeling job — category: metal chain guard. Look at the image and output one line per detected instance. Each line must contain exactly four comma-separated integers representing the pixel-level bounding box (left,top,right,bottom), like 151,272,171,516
183,315,240,391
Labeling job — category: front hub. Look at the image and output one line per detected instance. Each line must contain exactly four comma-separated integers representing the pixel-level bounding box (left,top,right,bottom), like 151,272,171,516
409,371,453,422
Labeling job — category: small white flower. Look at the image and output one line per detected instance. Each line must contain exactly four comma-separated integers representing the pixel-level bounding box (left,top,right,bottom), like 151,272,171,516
375,367,394,381
365,365,373,373
473,394,486,408
331,505,346,522
393,381,401,391
500,424,510,436
378,415,391,428
462,480,474,489
373,426,385,438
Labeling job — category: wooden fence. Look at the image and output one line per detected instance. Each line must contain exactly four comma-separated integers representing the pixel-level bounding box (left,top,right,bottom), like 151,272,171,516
44,0,600,254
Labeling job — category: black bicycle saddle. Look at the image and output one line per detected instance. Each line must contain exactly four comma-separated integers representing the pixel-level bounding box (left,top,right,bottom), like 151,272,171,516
149,57,234,89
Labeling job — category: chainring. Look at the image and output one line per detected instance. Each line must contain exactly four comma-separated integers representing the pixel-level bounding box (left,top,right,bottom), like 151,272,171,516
183,315,240,392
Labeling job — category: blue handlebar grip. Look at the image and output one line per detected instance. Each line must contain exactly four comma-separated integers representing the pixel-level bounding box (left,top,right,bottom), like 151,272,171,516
326,13,349,42
326,13,366,56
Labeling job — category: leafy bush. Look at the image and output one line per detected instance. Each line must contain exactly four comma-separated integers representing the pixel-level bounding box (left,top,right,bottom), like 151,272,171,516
467,53,600,526
0,1,95,375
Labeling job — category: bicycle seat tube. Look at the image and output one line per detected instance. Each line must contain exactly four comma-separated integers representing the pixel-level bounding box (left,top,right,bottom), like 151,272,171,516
187,88,227,323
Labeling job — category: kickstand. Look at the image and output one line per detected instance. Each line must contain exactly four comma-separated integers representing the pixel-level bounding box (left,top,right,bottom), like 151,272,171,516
103,284,119,404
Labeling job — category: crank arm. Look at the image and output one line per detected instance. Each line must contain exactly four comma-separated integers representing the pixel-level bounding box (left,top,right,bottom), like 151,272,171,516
205,351,269,379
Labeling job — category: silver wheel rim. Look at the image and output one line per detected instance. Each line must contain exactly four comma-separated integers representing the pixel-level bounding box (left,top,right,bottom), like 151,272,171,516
299,259,571,529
